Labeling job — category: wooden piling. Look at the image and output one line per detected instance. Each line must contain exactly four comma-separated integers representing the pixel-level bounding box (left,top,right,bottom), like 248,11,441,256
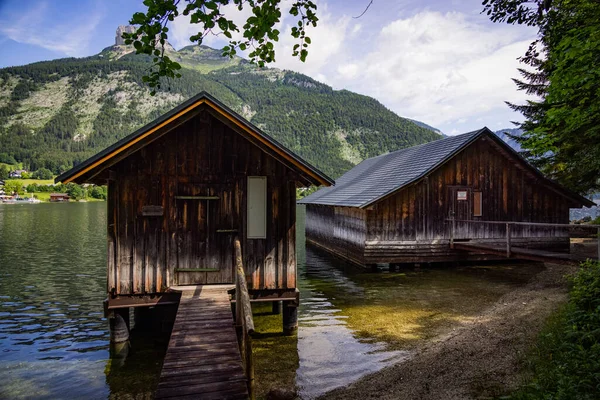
282,301,298,335
109,307,130,344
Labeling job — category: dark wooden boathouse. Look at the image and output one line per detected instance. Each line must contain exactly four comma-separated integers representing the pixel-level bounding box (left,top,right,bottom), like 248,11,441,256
57,91,332,324
300,127,594,266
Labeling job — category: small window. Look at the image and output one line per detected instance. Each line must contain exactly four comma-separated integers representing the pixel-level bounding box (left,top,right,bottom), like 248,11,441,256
473,191,482,217
247,176,267,239
457,190,468,201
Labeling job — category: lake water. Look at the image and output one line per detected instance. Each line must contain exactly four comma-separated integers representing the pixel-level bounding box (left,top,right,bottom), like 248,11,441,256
0,203,544,399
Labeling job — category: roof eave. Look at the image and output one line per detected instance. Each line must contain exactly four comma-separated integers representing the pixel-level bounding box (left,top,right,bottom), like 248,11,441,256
56,92,333,186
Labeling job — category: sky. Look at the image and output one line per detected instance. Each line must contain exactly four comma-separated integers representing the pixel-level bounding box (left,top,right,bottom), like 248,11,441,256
0,0,537,135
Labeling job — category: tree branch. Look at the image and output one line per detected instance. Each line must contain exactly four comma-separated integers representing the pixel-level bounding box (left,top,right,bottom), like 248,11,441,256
354,0,373,19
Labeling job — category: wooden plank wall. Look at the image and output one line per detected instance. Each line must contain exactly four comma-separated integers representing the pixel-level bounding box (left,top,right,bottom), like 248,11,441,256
107,109,298,296
366,136,572,249
305,135,576,265
305,205,366,265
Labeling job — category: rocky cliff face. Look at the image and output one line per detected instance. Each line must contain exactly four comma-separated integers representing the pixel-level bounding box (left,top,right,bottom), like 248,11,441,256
114,25,175,52
115,25,136,46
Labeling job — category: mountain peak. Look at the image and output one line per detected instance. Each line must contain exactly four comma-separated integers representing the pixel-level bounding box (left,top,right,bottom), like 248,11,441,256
107,25,175,60
115,25,136,46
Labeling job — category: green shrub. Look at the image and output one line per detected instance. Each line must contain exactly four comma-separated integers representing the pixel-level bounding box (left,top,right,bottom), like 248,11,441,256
32,168,53,180
89,185,107,200
508,260,600,399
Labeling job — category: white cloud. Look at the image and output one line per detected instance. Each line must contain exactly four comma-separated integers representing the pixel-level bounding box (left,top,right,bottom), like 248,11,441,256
272,2,352,77
338,63,359,79
165,2,536,134
271,6,536,134
341,11,534,131
0,1,104,56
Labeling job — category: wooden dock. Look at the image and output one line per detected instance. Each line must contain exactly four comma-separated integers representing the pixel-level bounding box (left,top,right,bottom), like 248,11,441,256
449,220,599,265
454,242,591,265
155,285,249,400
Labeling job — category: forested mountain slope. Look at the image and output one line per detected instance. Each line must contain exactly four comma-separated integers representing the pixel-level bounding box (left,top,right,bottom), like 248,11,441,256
0,33,441,178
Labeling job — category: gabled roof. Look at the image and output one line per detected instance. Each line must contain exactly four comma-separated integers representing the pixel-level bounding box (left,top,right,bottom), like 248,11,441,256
299,127,594,208
56,92,333,186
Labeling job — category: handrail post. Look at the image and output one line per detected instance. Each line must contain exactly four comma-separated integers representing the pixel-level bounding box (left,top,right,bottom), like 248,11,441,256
233,236,255,399
506,223,511,258
246,334,254,399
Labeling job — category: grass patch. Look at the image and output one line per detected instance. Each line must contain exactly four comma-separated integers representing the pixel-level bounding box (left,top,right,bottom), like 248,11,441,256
507,260,600,399
21,178,55,185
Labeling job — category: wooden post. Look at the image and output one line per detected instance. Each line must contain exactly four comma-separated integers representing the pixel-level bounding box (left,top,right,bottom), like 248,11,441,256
506,223,512,258
282,301,298,335
245,334,255,399
597,228,600,261
109,307,130,343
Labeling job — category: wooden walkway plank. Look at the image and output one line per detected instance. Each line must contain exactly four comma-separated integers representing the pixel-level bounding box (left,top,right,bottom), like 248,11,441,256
158,371,246,387
155,285,249,400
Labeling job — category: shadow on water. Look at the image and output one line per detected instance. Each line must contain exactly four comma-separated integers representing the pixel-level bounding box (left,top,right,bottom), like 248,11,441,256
104,313,173,400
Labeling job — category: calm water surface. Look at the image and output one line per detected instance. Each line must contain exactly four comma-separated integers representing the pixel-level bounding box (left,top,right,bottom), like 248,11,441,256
0,203,544,399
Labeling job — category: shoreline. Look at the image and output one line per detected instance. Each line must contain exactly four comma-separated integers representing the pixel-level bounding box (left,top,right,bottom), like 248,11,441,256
318,262,576,400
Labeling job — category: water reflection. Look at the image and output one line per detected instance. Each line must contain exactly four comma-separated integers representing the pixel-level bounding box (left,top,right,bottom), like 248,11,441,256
0,203,546,400
0,203,168,399
252,237,544,399
0,203,111,399
297,247,408,399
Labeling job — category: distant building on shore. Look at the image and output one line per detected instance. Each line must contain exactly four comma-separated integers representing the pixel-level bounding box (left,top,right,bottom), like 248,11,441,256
50,193,70,202
8,170,27,178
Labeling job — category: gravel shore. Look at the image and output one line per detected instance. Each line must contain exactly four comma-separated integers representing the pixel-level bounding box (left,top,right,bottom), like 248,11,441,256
319,262,576,400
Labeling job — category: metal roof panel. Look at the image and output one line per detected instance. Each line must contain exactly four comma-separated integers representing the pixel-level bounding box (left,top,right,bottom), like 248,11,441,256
299,128,486,207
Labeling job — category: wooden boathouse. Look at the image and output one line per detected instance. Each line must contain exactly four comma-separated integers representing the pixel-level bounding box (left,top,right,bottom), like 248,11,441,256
300,127,594,267
57,92,332,398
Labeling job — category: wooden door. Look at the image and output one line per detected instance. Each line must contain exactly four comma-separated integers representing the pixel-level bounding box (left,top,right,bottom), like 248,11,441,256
448,186,472,239
175,185,236,285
